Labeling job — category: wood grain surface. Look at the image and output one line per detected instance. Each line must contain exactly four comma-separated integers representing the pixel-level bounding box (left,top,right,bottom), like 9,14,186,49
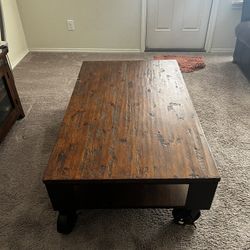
43,60,220,183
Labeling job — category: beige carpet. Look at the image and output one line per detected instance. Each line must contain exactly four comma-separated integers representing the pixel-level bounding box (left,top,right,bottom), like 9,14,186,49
0,52,249,250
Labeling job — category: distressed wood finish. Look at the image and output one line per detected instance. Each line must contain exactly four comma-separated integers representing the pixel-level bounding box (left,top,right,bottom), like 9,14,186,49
43,60,219,183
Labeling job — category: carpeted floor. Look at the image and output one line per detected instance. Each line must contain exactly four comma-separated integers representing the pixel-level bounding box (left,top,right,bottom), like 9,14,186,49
0,52,249,250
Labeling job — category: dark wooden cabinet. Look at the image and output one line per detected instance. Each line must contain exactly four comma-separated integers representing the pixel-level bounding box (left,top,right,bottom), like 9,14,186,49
0,44,25,142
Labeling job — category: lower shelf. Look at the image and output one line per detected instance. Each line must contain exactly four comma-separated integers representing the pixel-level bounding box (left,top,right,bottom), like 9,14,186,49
80,184,189,208
47,183,189,209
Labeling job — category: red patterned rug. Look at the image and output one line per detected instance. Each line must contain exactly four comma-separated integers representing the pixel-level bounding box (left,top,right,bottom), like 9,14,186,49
154,55,206,73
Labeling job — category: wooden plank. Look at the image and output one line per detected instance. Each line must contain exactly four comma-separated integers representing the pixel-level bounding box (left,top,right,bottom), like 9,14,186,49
43,60,220,182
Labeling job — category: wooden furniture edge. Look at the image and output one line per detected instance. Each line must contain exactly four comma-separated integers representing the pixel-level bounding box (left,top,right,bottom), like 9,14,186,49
43,60,220,183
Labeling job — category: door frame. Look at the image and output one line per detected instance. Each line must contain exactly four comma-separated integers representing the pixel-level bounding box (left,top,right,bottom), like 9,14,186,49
141,0,220,52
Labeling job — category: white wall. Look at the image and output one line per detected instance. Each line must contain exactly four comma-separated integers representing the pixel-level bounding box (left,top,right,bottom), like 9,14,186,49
16,0,141,52
211,0,242,52
16,0,242,52
2,0,28,67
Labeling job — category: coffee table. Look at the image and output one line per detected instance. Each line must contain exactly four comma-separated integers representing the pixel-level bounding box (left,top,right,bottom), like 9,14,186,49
43,60,220,234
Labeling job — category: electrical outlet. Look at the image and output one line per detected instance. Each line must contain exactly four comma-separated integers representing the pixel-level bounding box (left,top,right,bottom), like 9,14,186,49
67,20,75,31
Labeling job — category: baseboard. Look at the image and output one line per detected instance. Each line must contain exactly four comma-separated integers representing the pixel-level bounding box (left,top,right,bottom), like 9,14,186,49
29,48,141,53
11,49,29,69
210,48,235,53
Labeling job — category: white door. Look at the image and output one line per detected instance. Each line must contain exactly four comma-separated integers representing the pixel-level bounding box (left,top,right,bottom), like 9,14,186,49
146,0,213,50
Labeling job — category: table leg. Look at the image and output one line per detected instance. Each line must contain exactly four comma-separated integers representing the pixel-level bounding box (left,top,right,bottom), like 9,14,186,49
57,210,77,234
45,183,78,234
185,181,218,210
172,181,218,226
